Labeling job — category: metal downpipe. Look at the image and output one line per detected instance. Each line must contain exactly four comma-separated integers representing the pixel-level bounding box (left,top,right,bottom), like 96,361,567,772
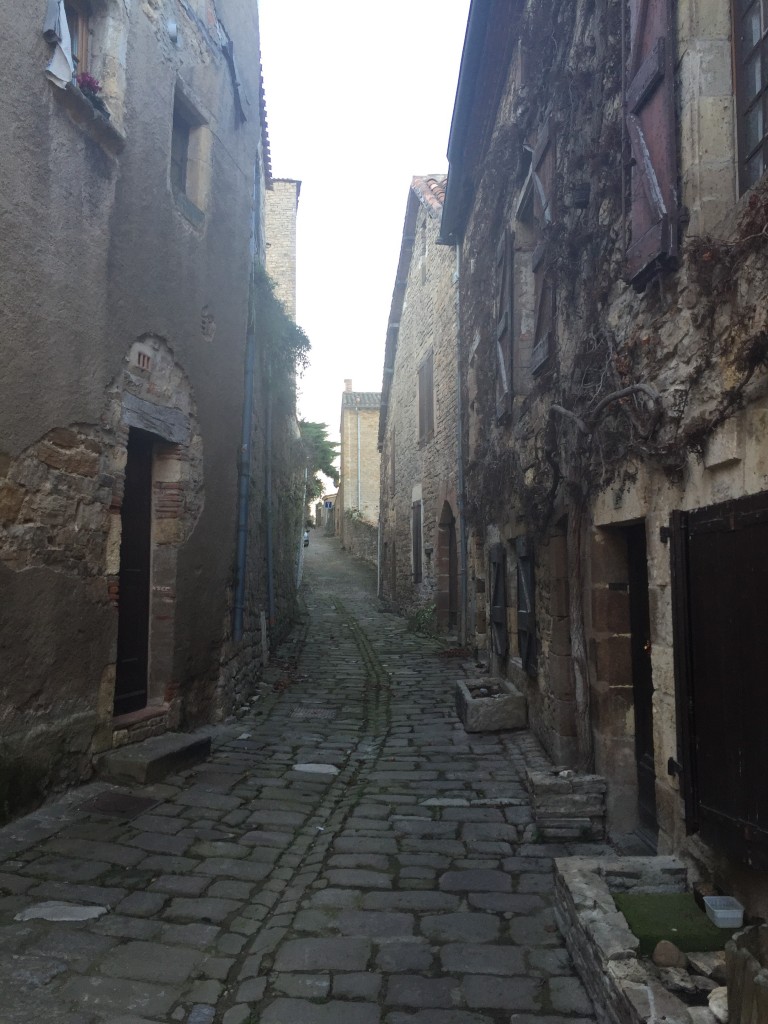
233,329,257,643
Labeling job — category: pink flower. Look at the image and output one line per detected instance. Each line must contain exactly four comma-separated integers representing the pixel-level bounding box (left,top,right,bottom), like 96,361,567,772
76,72,102,95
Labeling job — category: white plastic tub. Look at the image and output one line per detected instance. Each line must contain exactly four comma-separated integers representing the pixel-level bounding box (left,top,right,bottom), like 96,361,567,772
704,895,744,929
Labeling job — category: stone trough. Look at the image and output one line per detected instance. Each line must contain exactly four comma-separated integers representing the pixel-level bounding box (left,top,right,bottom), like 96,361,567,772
554,855,725,1024
454,677,527,732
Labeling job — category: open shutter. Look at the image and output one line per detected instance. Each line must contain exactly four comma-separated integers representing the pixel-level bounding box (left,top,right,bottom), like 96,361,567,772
495,227,514,417
531,118,556,373
516,536,536,676
625,0,679,290
489,542,508,657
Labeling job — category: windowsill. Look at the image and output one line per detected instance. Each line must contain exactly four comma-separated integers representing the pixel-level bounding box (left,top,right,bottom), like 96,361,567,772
113,702,170,729
173,188,205,228
53,81,126,155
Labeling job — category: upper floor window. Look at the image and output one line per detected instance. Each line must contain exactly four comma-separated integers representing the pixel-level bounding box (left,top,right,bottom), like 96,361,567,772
65,1,89,76
735,0,768,193
417,350,434,444
171,90,210,224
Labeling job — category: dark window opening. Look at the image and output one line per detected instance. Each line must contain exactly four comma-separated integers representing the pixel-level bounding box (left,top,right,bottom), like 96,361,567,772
412,501,423,584
735,0,768,193
171,102,192,194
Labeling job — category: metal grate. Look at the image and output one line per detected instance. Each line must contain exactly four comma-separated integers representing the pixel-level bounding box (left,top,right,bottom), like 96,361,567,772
79,791,159,819
289,704,336,721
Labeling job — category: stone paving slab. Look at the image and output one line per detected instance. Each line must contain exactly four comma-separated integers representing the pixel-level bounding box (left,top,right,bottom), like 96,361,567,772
0,536,600,1023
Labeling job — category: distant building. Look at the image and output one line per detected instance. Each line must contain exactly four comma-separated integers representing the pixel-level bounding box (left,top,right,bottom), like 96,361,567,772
265,179,301,318
337,381,380,563
378,176,459,629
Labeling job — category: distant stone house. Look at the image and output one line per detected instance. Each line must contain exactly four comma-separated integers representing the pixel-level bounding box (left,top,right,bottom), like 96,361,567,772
337,382,380,562
0,0,304,818
441,1,768,916
378,176,460,629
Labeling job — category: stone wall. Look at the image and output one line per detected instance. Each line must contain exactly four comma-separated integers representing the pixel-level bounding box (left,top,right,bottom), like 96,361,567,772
338,399,380,548
265,179,300,319
379,179,459,626
444,0,768,911
0,0,302,818
341,514,378,568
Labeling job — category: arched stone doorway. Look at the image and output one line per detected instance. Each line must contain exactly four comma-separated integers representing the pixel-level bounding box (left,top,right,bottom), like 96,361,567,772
437,501,458,631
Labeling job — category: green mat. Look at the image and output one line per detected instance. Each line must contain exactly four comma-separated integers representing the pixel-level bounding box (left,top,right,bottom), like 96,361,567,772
613,892,734,955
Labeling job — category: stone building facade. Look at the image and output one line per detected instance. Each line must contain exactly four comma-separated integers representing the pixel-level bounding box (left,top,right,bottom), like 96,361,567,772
337,382,380,561
0,0,304,818
378,177,461,629
441,0,768,914
265,178,301,319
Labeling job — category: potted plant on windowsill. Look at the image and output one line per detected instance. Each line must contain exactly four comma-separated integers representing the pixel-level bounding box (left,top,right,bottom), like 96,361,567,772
75,72,110,119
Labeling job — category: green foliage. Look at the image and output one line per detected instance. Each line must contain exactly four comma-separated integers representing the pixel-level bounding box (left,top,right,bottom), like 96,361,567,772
250,264,310,407
406,601,439,638
300,420,339,501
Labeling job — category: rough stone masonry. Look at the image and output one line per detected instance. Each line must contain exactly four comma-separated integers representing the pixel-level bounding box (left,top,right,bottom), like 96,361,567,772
0,536,604,1023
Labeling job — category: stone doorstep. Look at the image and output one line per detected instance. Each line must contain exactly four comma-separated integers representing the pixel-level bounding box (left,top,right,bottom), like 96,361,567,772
96,732,212,785
554,855,694,1024
454,678,527,733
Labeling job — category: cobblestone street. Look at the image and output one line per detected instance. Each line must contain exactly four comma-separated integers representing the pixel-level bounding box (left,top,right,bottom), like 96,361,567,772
0,537,599,1024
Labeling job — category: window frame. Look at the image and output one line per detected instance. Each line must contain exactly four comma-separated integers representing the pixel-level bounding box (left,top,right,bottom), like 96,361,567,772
65,0,90,77
734,0,768,194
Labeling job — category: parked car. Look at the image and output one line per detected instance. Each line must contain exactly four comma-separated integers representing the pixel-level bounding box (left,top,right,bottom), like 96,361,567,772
303,531,309,547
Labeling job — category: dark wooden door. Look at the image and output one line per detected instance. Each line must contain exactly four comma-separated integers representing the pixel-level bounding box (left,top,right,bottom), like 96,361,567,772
626,524,657,840
114,429,153,716
676,494,768,868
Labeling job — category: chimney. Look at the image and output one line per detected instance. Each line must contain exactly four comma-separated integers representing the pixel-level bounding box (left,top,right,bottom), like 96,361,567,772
344,379,352,393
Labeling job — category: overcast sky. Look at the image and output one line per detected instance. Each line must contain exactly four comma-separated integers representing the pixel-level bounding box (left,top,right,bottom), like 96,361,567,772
257,0,470,439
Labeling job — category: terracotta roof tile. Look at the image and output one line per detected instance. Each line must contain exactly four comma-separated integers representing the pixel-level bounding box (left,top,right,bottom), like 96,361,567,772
412,174,448,215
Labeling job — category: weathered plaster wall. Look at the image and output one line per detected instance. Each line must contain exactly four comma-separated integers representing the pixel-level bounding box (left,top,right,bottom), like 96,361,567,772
0,0,295,816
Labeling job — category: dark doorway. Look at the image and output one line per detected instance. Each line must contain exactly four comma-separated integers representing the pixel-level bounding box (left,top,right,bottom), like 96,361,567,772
438,503,458,630
672,493,768,869
114,429,154,716
626,523,658,843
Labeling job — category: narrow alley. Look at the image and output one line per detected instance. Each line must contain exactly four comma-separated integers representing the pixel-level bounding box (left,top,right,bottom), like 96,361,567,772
1,537,597,1024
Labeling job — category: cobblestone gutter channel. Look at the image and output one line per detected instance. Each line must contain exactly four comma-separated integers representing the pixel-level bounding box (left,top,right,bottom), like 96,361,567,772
0,537,602,1024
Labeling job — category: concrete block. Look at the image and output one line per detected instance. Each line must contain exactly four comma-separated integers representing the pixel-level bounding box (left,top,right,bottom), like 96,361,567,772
97,732,211,785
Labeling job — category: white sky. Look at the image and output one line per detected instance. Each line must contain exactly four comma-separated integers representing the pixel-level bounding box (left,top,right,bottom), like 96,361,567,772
257,0,470,442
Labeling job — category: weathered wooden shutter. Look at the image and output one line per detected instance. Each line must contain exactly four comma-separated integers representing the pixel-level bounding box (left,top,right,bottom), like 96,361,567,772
531,117,556,373
516,536,536,675
412,501,423,583
418,351,434,443
495,227,514,417
489,542,508,657
625,0,679,290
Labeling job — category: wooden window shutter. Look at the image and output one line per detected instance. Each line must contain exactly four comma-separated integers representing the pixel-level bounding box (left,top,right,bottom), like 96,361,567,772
495,227,514,418
531,118,556,374
516,536,536,676
418,351,434,443
412,501,423,583
625,0,679,290
489,542,508,658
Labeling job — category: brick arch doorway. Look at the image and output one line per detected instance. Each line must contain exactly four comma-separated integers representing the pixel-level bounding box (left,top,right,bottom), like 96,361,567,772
437,502,458,631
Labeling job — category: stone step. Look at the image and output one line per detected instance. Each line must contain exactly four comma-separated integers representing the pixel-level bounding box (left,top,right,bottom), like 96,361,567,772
97,732,211,785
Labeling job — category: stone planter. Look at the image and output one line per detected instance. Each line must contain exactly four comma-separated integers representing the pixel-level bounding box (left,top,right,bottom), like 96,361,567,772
726,925,768,1023
454,678,526,732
